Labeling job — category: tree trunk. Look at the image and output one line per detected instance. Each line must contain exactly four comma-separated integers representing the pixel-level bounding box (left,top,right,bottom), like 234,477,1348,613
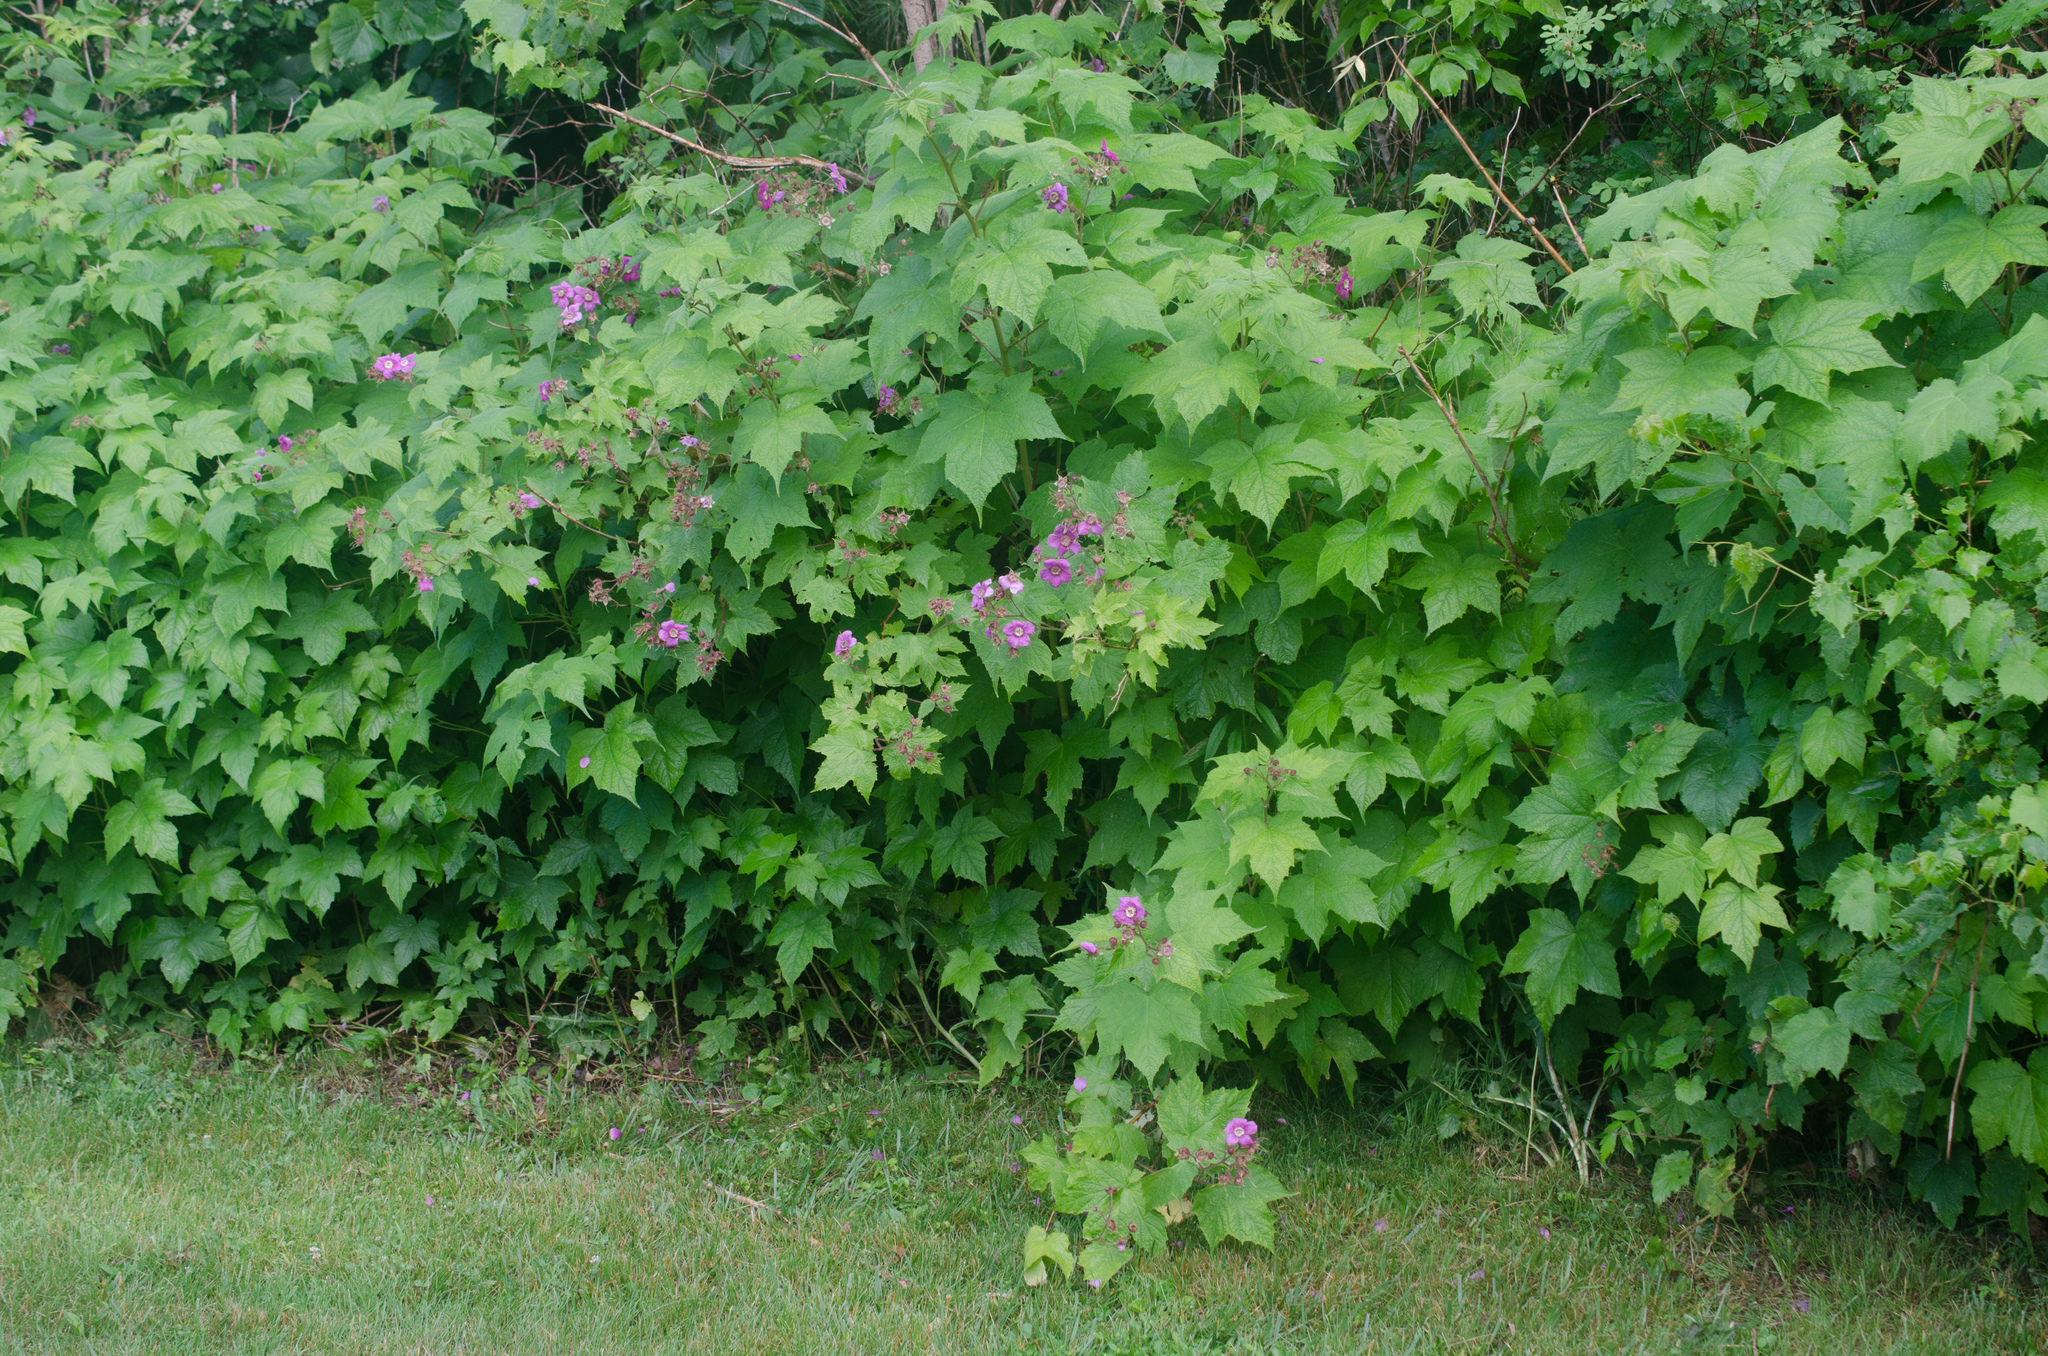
903,0,944,71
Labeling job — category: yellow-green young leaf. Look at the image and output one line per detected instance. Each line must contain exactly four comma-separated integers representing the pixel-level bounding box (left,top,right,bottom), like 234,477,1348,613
810,723,878,798
1700,816,1781,887
1696,880,1787,966
104,778,201,864
1021,1225,1074,1285
1825,853,1892,937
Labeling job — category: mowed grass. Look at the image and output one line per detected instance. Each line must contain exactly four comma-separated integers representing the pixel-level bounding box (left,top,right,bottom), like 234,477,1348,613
0,1036,2040,1355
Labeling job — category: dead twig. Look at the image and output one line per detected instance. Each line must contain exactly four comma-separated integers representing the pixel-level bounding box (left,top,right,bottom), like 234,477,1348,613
1386,52,1574,276
707,1180,781,1215
1397,346,1533,577
591,103,863,179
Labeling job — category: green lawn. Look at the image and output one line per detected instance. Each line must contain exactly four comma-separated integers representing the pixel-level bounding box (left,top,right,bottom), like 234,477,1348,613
0,1036,2038,1354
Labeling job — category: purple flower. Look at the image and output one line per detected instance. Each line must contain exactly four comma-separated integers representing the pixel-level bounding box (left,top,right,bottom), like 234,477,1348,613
208,181,219,193
1000,618,1036,653
1336,268,1355,302
1112,896,1145,929
47,342,70,356
21,108,33,127
1011,1115,1023,1124
368,352,417,382
1538,1225,1551,1239
372,195,389,212
417,577,433,593
1038,557,1074,587
1078,941,1098,956
876,385,899,416
519,492,542,509
1072,1076,1087,1092
1311,357,1326,364
1075,515,1103,538
656,620,691,648
549,281,601,328
1087,1278,1102,1289
537,379,565,403
1373,1218,1388,1233
425,1194,434,1206
834,630,857,657
662,581,676,593
527,576,541,587
608,1126,622,1141
1089,58,1105,73
1792,1297,1810,1313
828,163,849,195
278,435,292,453
679,435,701,449
755,181,775,212
871,1148,884,1161
1041,182,1069,213
1225,1117,1258,1149
619,255,640,283
999,573,1024,596
1099,139,1118,165
579,756,591,769
970,579,996,615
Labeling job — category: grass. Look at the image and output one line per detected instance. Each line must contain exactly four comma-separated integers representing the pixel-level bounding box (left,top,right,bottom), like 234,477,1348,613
0,1034,2041,1355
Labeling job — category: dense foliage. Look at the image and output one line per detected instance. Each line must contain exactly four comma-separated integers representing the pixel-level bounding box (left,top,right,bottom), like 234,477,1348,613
6,0,2048,1286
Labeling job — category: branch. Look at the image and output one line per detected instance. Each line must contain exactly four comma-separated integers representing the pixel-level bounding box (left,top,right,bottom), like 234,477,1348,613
760,0,905,94
591,103,865,180
1387,53,1574,276
1397,346,1533,577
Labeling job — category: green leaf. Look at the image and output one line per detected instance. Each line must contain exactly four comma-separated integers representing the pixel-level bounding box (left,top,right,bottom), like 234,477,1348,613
1913,205,2048,306
220,901,290,969
1650,1150,1693,1204
1611,346,1750,422
139,914,227,989
1275,834,1389,941
918,375,1064,509
733,400,836,480
567,702,655,801
1750,296,1895,403
1772,1005,1851,1082
1967,1053,2048,1169
1022,1225,1075,1285
1090,977,1201,1078
767,904,834,984
1503,908,1620,1027
1696,880,1787,966
1402,548,1501,633
1799,704,1871,778
104,778,200,864
1192,1164,1290,1249
1042,270,1169,359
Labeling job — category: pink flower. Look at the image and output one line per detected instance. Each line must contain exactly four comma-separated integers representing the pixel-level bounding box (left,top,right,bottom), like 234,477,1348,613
608,1127,621,1141
1373,1218,1389,1233
755,181,774,212
579,756,591,769
1011,1115,1022,1124
549,281,601,328
999,573,1024,596
527,576,541,586
876,385,899,415
1072,1076,1087,1092
1336,268,1354,302
1311,357,1326,364
1078,941,1098,956
970,579,996,614
1225,1117,1258,1148
1041,182,1069,213
368,352,417,381
1112,896,1145,928
656,620,691,648
1000,619,1036,653
828,163,849,194
372,195,389,212
1099,139,1119,165
278,435,292,452
834,630,857,657
1038,557,1073,587
417,578,433,593
519,492,541,509
537,379,565,403
663,581,676,593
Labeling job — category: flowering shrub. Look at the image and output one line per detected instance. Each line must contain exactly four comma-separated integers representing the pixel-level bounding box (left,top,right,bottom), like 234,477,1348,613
3,0,2048,1291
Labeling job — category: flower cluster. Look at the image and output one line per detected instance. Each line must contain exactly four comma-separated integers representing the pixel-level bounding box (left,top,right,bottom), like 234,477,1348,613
368,352,416,381
536,379,567,403
971,572,1025,616
550,281,601,328
876,385,899,416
